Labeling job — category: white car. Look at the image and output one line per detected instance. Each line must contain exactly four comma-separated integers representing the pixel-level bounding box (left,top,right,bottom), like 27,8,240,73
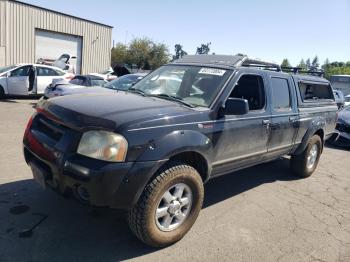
345,95,350,107
0,64,73,97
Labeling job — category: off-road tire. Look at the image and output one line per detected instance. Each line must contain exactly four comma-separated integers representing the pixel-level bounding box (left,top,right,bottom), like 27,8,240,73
290,135,322,178
127,161,204,247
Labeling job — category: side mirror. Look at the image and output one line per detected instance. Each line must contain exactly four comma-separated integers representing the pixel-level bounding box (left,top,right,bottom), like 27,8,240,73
224,98,249,115
6,72,11,77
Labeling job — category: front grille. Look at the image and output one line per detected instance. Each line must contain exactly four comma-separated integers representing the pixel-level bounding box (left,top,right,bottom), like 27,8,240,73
336,123,350,134
33,114,66,142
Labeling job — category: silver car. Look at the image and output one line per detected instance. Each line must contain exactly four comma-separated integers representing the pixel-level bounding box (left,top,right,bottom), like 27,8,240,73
0,64,72,98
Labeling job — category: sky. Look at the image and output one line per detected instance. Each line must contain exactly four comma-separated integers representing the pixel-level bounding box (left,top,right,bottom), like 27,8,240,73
21,0,350,66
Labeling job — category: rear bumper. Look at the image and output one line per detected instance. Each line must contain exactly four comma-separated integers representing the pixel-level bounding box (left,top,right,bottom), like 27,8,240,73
23,143,166,210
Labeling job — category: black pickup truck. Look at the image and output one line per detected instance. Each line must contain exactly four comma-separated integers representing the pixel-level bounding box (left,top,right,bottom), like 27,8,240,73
23,55,337,247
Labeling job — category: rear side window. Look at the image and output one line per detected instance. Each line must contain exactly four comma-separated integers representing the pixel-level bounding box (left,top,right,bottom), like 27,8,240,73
37,67,60,76
230,74,265,110
271,77,291,109
55,69,65,76
299,82,333,101
70,77,85,85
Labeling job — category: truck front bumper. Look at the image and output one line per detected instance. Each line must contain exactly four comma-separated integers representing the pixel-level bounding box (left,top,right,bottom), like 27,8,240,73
23,143,166,210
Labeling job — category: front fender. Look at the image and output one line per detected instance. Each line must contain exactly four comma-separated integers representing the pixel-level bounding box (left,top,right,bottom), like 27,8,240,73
136,129,213,167
0,78,8,94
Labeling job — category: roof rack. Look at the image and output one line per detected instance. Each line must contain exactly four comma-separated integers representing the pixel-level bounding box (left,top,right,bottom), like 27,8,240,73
240,58,282,72
281,66,324,77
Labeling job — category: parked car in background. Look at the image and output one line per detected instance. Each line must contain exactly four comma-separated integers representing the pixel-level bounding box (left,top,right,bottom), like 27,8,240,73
333,89,345,109
328,106,350,148
344,95,350,107
44,73,146,98
23,55,337,247
0,64,73,98
69,75,107,87
103,73,146,90
90,67,117,81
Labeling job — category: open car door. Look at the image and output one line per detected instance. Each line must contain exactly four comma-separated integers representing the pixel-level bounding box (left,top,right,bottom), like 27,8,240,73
6,65,33,95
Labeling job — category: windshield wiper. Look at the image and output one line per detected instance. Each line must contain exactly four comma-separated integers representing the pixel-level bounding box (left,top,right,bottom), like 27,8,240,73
150,94,195,108
127,87,147,96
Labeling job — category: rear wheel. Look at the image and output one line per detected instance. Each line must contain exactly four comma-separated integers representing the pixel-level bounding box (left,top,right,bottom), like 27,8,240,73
127,161,204,247
290,135,322,178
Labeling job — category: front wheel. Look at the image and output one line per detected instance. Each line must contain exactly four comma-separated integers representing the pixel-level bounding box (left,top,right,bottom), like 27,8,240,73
0,86,5,99
127,162,204,247
290,135,322,178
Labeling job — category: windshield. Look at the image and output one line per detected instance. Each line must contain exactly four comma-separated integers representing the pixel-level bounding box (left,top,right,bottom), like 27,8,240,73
345,97,350,102
0,65,17,74
104,74,143,90
130,65,232,107
91,79,106,86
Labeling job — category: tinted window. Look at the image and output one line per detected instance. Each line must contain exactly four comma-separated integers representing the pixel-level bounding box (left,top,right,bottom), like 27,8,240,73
90,79,106,86
37,67,60,76
0,65,17,74
55,69,65,76
104,75,142,90
230,74,265,110
299,82,333,101
271,77,291,109
10,66,31,77
70,76,86,85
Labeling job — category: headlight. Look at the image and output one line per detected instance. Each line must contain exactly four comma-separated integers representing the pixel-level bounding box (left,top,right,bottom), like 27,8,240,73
77,131,128,162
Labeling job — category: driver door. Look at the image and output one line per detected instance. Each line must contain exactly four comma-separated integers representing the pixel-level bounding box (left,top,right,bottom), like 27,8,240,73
6,66,31,95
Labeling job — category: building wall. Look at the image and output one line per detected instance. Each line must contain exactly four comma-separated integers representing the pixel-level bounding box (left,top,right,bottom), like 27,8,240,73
0,0,112,73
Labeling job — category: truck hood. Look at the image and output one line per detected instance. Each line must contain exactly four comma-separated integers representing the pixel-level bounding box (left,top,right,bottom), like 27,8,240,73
38,92,196,131
61,86,113,95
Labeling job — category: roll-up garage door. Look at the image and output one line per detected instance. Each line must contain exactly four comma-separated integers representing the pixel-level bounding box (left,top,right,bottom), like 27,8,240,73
35,29,82,74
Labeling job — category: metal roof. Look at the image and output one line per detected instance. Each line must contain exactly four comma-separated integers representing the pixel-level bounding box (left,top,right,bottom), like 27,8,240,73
10,0,113,28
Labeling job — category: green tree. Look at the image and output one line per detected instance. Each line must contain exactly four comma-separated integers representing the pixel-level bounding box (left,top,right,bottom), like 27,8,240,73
281,58,291,68
111,43,128,65
149,43,170,69
173,44,187,60
297,59,307,70
311,56,319,70
196,42,211,54
111,38,170,70
127,38,153,69
322,58,330,70
306,58,311,70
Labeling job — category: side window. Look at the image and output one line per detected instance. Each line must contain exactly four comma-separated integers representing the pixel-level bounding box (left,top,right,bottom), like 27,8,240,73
10,66,31,77
37,67,60,76
36,67,47,76
46,68,59,76
299,82,333,101
230,74,265,110
271,77,291,110
55,69,65,76
69,77,85,85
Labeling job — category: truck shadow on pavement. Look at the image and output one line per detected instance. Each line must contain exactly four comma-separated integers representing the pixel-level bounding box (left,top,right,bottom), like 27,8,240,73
0,158,298,262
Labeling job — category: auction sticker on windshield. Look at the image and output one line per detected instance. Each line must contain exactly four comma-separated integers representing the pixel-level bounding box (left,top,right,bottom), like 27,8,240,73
199,68,226,76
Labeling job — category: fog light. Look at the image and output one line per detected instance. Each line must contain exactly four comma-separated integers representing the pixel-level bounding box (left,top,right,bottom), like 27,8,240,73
76,185,90,202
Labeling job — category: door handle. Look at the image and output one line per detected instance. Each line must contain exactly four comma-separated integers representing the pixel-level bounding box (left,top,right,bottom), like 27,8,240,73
289,116,298,122
262,119,271,125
